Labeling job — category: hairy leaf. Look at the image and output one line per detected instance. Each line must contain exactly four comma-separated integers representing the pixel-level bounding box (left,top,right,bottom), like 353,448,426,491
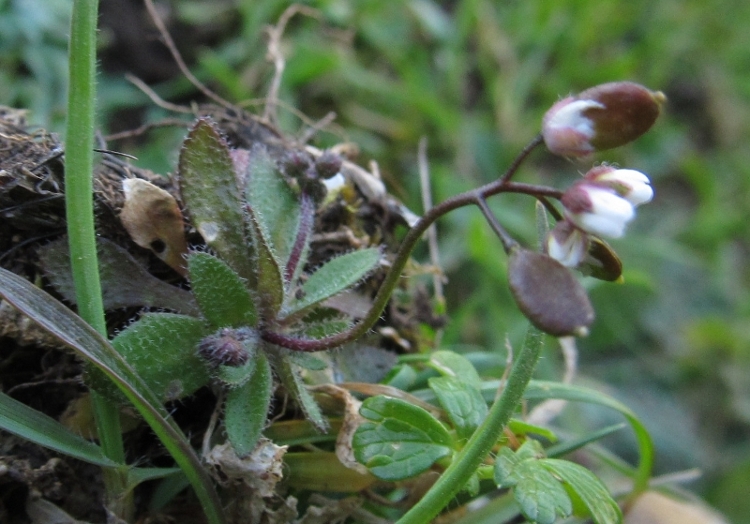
38,238,199,315
285,248,381,317
225,352,273,457
178,118,254,283
272,351,328,432
108,313,210,402
244,145,302,276
188,252,257,328
245,213,285,318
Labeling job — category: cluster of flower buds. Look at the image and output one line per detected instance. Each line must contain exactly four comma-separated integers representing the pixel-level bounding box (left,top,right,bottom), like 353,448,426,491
540,82,662,270
547,165,654,268
507,81,662,337
280,149,343,202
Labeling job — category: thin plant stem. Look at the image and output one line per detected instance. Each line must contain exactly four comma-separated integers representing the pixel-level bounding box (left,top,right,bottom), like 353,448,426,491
474,197,518,253
396,327,545,524
66,0,129,518
261,137,549,351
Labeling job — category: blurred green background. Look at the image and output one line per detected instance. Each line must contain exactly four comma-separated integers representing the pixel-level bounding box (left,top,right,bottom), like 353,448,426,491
2,0,748,521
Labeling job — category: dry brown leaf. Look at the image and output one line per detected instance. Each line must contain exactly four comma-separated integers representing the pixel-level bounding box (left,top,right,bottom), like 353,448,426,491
119,178,188,275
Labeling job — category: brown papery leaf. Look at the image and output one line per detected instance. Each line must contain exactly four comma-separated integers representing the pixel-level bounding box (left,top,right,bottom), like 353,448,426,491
120,178,188,276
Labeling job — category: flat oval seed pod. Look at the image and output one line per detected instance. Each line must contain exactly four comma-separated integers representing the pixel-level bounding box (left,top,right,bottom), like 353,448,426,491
508,248,594,337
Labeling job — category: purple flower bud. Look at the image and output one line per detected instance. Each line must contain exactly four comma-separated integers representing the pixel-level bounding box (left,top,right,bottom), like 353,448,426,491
545,220,590,268
315,150,343,179
197,327,257,367
585,166,653,206
561,182,635,238
542,82,665,157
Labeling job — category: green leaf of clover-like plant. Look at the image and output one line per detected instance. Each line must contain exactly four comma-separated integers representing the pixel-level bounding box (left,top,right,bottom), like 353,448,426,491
178,118,255,284
224,352,273,457
494,441,572,524
284,248,381,318
540,459,622,524
187,252,257,328
428,376,488,441
428,350,483,390
353,395,454,481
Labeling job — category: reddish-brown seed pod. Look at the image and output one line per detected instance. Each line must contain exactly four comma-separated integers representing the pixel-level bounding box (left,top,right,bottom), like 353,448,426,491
508,248,595,337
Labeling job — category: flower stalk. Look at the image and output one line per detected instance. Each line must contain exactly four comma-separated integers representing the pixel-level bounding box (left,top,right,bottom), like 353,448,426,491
66,0,129,519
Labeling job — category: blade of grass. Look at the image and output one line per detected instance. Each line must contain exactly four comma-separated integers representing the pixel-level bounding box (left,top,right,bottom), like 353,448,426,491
0,268,225,524
0,391,119,468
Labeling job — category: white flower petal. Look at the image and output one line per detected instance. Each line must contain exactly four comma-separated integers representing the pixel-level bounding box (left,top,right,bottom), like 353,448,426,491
565,186,635,238
593,168,653,206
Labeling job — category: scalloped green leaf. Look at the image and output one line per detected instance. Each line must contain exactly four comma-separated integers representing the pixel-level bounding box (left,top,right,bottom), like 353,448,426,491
353,395,454,481
245,145,303,274
225,352,273,457
494,442,573,524
285,248,381,316
541,459,622,524
513,461,573,524
187,252,257,328
428,376,487,440
178,118,255,283
109,313,211,402
428,350,483,390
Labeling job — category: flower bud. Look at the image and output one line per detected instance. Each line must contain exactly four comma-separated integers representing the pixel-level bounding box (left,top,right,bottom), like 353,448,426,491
315,150,343,179
584,166,653,206
561,182,634,238
197,327,257,367
542,82,664,157
545,220,590,268
508,248,594,337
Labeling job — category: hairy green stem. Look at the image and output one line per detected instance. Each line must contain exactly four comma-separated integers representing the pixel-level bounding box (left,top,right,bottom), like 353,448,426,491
66,0,129,519
261,136,549,351
397,327,545,524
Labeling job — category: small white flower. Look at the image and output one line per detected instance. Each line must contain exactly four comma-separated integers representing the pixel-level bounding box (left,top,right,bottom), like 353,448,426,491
542,97,605,157
545,220,590,267
585,167,653,206
562,182,635,238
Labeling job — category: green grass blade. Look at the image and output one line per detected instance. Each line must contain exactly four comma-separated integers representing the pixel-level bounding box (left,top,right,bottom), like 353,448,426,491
0,391,118,468
521,381,653,493
0,267,225,524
